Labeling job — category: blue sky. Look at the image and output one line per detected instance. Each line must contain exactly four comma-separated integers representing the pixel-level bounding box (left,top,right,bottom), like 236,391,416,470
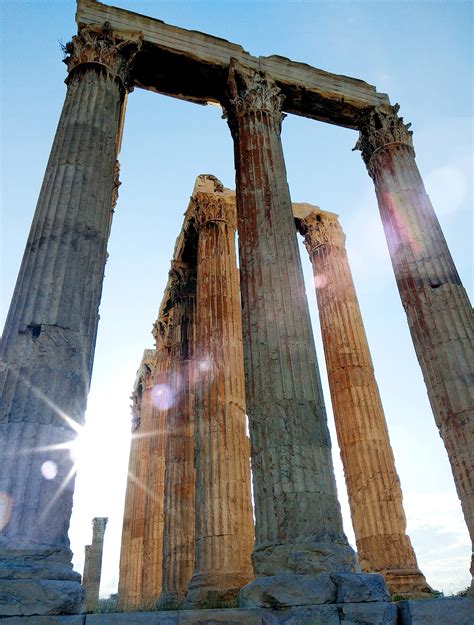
1,0,472,597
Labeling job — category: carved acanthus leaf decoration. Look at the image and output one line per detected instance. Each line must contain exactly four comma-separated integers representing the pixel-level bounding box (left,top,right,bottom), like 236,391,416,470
297,210,346,254
169,261,196,303
354,104,413,167
153,314,172,351
64,23,142,91
92,517,108,533
111,160,121,211
193,193,237,230
224,59,285,130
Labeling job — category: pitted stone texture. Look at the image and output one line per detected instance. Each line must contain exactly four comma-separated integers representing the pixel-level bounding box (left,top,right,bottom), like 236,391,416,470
0,617,85,625
269,606,340,625
178,609,264,625
239,573,388,609
338,602,397,625
0,579,84,616
238,574,337,608
86,614,178,625
332,573,389,603
253,542,356,577
397,597,474,625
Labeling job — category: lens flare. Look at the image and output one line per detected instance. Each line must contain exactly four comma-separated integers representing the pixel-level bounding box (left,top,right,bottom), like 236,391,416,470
314,273,327,289
198,356,213,373
0,492,13,530
151,383,174,411
41,460,58,480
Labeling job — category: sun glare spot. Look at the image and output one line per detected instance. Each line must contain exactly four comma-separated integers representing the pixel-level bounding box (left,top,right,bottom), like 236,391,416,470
152,384,174,411
41,460,58,480
314,273,327,289
0,492,13,530
198,356,213,373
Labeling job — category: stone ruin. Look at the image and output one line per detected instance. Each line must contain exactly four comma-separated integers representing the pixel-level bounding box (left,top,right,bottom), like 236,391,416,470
0,0,472,622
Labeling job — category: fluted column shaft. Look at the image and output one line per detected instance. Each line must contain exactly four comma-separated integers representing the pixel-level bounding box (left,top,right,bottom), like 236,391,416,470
141,322,171,604
127,358,155,606
0,25,140,616
158,265,196,608
298,209,430,595
224,61,355,585
118,415,140,606
185,191,254,608
356,105,474,584
83,517,108,607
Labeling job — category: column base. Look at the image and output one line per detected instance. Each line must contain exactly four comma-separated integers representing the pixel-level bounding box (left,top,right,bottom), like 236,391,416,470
0,546,83,616
252,539,356,576
238,572,389,608
155,590,186,610
383,568,434,597
184,571,253,609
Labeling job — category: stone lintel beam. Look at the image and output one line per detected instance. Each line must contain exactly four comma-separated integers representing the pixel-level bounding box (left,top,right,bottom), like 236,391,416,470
75,0,389,128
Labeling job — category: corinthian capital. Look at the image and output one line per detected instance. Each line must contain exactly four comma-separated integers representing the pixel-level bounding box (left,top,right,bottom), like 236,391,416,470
92,517,108,535
193,193,237,230
354,104,414,168
153,313,172,352
64,24,142,91
169,261,196,303
297,210,346,254
224,59,285,130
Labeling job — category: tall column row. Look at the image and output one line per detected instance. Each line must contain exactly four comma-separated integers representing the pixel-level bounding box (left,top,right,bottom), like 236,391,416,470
3,20,471,613
120,177,255,609
0,24,141,617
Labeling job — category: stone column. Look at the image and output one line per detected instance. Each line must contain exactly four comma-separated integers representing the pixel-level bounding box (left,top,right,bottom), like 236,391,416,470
118,350,156,608
223,61,363,605
0,25,141,616
185,180,254,608
296,207,431,595
355,104,474,586
157,262,197,609
141,316,171,604
118,396,141,607
82,517,108,608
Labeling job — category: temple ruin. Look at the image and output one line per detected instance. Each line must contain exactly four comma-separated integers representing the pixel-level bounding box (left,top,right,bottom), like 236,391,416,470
0,0,472,621
119,175,433,608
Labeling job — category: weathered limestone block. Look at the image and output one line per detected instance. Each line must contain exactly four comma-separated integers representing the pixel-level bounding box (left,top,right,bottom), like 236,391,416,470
0,24,141,616
356,104,474,587
238,574,337,608
118,350,156,609
185,176,254,608
223,60,362,605
157,262,197,609
82,517,108,609
397,597,474,625
295,205,430,595
239,573,388,609
0,617,86,625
